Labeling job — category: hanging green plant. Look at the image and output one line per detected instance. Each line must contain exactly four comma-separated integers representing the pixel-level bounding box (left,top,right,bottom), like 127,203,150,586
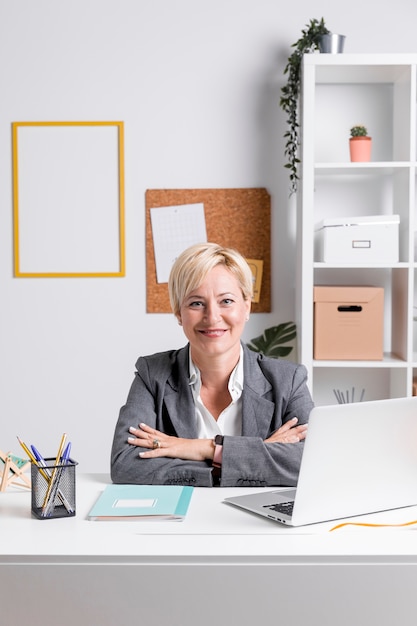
247,322,296,359
280,18,330,195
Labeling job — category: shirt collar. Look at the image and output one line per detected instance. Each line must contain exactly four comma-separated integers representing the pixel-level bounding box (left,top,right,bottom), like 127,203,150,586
188,345,244,399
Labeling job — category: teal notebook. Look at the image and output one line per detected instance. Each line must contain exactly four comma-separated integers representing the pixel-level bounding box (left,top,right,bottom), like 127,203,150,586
87,484,194,521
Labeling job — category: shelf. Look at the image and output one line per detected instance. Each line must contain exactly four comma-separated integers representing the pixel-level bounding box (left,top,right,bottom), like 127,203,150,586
298,54,417,404
315,163,413,175
314,262,410,269
313,353,408,368
303,53,417,83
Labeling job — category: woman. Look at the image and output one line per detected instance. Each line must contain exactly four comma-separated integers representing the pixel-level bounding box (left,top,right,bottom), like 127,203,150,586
111,242,313,487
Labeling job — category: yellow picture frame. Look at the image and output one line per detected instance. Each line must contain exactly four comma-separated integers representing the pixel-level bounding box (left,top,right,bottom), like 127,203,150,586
12,121,125,278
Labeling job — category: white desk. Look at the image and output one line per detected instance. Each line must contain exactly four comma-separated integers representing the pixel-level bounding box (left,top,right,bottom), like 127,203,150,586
2,474,417,625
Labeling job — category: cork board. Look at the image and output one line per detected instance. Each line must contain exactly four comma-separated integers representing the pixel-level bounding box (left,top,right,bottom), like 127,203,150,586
146,188,271,313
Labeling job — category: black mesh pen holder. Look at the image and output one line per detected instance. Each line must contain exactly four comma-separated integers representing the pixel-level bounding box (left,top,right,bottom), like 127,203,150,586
31,458,77,519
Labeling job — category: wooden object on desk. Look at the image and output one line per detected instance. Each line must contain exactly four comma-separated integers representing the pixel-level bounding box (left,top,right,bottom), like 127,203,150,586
145,188,271,313
0,450,31,491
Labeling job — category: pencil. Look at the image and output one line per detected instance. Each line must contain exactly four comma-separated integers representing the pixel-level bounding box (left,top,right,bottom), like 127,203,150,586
17,436,49,482
41,433,67,516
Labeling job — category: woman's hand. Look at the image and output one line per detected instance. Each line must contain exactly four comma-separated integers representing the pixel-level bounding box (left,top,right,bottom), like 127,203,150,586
128,423,213,461
264,417,307,444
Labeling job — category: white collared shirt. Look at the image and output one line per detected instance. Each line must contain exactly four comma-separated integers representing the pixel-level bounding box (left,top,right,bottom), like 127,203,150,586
189,346,244,438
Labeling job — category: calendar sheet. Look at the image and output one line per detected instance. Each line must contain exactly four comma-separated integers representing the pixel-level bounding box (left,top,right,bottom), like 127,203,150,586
150,203,207,283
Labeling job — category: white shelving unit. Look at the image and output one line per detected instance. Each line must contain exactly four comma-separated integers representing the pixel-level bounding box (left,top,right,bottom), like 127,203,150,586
296,54,417,406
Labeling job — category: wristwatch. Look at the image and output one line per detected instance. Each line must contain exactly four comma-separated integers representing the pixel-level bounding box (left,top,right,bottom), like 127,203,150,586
212,435,224,469
212,435,224,487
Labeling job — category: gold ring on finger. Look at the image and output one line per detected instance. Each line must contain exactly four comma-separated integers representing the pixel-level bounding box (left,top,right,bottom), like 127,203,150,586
152,438,161,449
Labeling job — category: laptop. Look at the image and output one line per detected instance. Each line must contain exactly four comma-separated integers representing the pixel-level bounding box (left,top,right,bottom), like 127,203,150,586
224,396,417,526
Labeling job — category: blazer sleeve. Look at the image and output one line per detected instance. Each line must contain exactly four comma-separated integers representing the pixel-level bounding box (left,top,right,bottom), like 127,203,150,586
110,354,215,487
219,361,314,487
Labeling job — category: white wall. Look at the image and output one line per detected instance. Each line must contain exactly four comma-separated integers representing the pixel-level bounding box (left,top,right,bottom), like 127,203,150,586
1,0,417,472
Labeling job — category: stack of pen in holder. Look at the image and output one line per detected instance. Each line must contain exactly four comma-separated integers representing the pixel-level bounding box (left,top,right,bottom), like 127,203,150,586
17,433,77,519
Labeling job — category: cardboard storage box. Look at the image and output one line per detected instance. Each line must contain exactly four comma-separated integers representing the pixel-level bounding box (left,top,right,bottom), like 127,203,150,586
314,286,384,360
315,214,399,263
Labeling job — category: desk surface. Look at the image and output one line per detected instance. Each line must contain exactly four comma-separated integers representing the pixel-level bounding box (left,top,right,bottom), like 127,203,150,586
2,473,417,562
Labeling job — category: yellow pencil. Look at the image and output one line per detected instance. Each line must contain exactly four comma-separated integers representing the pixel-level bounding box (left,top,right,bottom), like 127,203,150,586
41,433,67,515
54,433,67,466
16,436,49,482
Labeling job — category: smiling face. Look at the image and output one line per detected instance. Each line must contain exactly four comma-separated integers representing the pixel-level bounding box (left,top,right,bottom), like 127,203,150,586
177,264,251,365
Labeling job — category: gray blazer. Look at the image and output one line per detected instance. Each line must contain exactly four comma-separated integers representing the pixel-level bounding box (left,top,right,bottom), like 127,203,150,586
110,343,314,487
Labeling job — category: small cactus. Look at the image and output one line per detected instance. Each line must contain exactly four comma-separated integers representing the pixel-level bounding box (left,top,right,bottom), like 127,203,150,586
350,125,368,137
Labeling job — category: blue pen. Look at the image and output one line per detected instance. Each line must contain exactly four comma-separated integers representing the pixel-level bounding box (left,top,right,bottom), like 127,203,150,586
61,442,72,464
31,444,47,467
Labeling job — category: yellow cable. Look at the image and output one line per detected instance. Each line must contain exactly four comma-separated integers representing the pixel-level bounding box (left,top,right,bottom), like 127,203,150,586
330,519,417,531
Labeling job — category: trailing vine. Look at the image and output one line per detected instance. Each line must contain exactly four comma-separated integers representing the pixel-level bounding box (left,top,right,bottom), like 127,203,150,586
280,18,329,194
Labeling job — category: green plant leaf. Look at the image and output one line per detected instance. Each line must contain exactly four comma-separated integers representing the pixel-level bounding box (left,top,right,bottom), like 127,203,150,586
280,17,330,195
247,322,296,359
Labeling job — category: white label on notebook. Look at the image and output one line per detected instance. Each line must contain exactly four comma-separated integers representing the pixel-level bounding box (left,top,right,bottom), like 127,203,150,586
113,498,156,508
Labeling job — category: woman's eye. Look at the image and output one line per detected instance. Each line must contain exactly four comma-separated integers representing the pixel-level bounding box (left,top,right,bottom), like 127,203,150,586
189,301,204,308
221,298,234,305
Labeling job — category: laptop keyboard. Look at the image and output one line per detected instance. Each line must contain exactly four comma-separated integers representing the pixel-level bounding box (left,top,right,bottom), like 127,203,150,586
263,501,294,516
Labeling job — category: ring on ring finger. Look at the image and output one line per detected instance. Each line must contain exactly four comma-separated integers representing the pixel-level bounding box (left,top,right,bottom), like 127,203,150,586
152,438,161,449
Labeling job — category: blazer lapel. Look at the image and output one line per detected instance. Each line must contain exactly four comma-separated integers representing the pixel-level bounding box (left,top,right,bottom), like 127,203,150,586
163,346,200,439
241,345,275,438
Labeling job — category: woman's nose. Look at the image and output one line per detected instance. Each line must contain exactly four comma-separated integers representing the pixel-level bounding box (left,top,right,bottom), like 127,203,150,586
204,303,221,323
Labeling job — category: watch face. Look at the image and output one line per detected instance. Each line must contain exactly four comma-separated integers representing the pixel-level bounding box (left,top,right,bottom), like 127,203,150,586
215,435,224,446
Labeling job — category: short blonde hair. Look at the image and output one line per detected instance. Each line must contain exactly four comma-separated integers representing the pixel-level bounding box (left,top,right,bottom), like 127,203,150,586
168,242,253,316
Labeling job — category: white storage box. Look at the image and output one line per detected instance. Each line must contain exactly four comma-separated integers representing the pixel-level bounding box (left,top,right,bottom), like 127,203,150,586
315,214,399,263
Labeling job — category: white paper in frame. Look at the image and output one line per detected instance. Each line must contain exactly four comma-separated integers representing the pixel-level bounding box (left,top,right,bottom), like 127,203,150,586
12,121,125,278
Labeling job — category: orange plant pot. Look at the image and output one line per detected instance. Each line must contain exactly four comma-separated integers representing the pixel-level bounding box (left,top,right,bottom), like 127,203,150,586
349,136,372,162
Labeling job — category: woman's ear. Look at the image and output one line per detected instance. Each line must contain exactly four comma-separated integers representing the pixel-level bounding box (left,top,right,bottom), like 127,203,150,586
176,315,182,326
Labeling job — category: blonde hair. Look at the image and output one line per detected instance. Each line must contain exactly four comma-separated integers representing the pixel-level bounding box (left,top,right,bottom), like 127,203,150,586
168,242,253,316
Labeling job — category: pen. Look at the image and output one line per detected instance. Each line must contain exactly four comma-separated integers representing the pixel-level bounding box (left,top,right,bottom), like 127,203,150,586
61,441,71,464
28,441,73,514
41,433,68,516
31,444,47,466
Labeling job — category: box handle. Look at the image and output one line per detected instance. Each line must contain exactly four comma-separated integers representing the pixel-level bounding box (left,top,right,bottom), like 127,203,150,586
337,305,362,312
